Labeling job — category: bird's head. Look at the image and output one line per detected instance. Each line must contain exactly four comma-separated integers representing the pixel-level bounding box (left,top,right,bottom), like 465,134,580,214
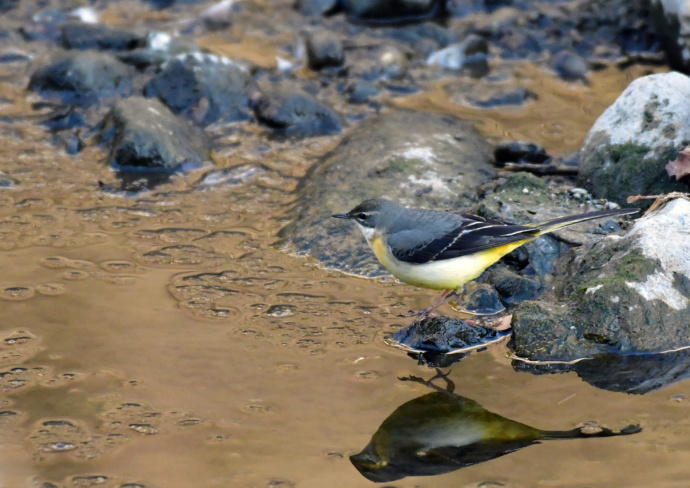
332,198,401,236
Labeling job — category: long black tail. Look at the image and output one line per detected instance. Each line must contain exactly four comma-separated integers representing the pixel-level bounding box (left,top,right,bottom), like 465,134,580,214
530,208,639,235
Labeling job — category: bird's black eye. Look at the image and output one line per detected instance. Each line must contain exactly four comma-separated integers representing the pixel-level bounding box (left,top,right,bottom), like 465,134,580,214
358,213,367,220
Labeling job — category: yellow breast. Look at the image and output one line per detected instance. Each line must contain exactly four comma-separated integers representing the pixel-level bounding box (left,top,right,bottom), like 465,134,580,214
368,235,533,290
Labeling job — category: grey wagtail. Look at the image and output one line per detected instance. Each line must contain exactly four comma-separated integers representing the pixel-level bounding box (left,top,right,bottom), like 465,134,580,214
332,198,638,317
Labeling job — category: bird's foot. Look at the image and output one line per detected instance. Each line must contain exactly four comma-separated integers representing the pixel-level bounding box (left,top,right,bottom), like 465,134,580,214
465,314,513,331
398,307,439,319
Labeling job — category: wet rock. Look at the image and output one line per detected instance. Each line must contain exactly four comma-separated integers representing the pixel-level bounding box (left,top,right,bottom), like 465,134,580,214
345,80,379,104
0,0,17,14
145,53,257,126
100,96,211,172
117,32,201,69
252,87,342,136
279,109,494,276
20,8,71,42
349,44,408,81
650,0,690,73
427,34,488,73
457,282,505,315
375,45,408,80
391,315,511,354
28,51,133,107
61,23,146,51
0,49,32,64
550,50,588,83
476,172,629,289
143,0,200,9
486,265,543,305
578,72,690,207
295,0,339,16
342,0,445,24
514,348,690,395
459,85,537,109
494,141,551,166
512,198,690,362
305,31,344,71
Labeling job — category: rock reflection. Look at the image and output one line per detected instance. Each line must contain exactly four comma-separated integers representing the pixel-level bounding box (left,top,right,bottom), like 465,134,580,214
513,348,690,394
351,369,640,483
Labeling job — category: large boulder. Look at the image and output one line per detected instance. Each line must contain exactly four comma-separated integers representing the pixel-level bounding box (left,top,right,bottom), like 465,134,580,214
279,109,494,276
512,198,690,362
578,72,690,207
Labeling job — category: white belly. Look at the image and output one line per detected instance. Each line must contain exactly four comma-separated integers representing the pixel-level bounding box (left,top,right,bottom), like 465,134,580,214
381,249,489,290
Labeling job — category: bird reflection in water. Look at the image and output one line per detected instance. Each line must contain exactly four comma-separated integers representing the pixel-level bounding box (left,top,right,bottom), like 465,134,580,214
350,369,641,482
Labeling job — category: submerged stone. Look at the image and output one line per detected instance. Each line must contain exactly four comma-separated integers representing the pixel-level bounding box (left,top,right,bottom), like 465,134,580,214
391,315,511,354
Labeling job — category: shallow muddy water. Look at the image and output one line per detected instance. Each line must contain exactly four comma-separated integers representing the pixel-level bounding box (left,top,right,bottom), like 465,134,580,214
2,26,689,488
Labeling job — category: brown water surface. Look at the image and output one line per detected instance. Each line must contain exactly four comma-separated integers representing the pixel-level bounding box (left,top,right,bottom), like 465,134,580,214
1,37,687,488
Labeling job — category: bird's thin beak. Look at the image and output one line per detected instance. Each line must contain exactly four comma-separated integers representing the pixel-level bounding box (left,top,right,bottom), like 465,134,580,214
331,213,350,219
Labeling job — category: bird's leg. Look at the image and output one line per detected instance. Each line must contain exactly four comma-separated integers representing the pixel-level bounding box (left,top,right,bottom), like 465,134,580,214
399,289,459,319
398,368,455,395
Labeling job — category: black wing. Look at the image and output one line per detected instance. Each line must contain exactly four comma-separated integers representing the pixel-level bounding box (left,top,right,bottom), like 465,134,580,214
389,215,538,264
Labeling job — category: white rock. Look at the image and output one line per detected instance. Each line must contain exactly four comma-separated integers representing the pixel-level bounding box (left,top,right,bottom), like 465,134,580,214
624,198,690,310
584,71,690,150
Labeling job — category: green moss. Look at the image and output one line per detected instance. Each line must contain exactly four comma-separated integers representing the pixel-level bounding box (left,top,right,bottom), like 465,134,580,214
570,251,656,300
497,172,547,192
385,157,419,174
643,110,653,124
608,142,649,163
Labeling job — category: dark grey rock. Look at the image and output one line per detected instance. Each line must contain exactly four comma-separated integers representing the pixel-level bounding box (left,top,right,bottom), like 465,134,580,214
486,266,543,305
550,50,588,82
100,97,210,172
459,86,537,108
145,53,257,126
578,72,690,208
349,44,409,81
117,32,201,69
20,8,70,42
252,88,342,136
61,23,146,51
342,0,445,23
306,31,344,71
427,34,488,73
295,0,339,16
279,109,494,276
375,45,408,80
0,0,17,14
28,51,133,107
512,198,690,362
650,0,690,73
345,80,379,104
494,141,550,165
391,315,511,354
0,49,32,63
458,282,505,315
